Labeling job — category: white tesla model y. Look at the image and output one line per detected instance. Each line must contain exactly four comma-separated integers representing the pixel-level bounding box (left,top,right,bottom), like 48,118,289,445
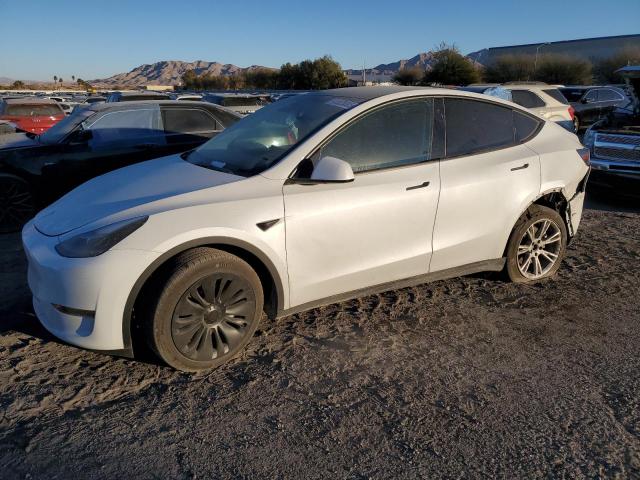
22,87,590,371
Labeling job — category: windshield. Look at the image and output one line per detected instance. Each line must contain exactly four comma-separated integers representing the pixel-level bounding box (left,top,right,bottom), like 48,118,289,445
38,108,94,144
185,93,363,176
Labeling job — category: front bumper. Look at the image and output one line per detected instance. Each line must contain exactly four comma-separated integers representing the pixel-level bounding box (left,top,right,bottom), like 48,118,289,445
22,221,158,353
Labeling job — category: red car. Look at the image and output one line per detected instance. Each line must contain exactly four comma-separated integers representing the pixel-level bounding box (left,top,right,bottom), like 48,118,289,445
0,98,65,134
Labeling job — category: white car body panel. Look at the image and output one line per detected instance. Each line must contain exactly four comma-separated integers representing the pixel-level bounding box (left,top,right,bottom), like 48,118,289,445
430,144,541,272
22,87,589,354
283,161,440,306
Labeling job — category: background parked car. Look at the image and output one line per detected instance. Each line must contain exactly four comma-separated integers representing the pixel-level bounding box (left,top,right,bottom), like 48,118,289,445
202,93,271,115
106,91,173,102
581,66,640,193
0,120,18,135
0,98,65,134
0,101,240,232
559,86,629,131
502,83,576,132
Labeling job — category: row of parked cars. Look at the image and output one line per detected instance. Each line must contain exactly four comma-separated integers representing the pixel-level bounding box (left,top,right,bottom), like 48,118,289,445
0,72,637,235
458,81,631,133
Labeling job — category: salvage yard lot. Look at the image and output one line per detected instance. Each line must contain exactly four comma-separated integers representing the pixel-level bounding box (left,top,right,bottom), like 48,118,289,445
0,189,639,479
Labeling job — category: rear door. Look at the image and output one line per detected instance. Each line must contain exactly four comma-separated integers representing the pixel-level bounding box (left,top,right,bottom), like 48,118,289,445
283,98,441,307
430,97,542,272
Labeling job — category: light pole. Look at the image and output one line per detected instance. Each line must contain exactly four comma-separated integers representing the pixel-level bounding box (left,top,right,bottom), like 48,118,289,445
534,42,551,74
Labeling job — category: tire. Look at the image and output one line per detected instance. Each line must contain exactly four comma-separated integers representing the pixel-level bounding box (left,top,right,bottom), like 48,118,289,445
144,247,264,371
505,205,567,284
0,175,35,233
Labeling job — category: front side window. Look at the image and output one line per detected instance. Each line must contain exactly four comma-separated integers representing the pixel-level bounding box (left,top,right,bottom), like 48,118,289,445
84,106,164,146
510,90,546,109
317,99,434,173
445,98,515,157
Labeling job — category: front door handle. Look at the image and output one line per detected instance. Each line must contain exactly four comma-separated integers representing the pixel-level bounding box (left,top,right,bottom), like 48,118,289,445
510,163,529,171
406,181,430,191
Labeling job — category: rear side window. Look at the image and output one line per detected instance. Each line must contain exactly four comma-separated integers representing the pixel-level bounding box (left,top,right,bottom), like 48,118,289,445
514,111,541,143
559,88,586,103
163,109,219,134
445,98,514,157
5,104,63,116
585,90,598,102
319,99,434,173
510,90,546,109
542,89,569,105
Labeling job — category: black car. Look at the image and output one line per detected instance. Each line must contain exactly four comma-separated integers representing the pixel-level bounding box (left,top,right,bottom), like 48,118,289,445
0,101,240,232
559,86,629,131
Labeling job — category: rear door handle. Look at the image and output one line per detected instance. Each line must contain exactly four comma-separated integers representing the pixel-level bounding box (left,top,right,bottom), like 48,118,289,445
510,163,529,171
406,181,430,191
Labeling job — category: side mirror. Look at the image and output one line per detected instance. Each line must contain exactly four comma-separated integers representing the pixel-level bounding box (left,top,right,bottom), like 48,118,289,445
581,97,591,104
68,129,93,144
310,156,355,183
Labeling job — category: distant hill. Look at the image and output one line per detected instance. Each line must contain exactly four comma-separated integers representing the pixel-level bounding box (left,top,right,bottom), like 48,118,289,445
90,60,275,87
344,52,440,80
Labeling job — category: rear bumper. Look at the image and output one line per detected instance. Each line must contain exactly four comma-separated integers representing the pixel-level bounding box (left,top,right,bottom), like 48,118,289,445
22,220,158,353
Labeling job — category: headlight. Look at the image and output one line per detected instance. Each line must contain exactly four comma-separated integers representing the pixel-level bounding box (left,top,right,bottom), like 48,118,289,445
55,216,148,258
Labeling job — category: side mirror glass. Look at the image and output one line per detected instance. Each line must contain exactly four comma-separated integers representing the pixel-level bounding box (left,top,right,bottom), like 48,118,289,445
68,129,93,144
310,156,355,183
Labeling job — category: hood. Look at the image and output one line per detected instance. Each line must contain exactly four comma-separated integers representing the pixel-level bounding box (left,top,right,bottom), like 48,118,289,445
34,154,243,236
0,132,38,149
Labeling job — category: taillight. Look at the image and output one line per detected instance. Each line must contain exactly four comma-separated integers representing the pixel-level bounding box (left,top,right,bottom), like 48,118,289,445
576,147,590,166
568,106,575,120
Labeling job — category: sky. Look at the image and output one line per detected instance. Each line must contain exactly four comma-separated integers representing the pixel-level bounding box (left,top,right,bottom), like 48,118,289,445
1,0,639,81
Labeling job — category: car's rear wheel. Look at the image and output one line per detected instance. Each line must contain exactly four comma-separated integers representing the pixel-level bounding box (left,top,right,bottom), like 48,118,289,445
505,205,567,283
145,247,264,371
0,175,35,233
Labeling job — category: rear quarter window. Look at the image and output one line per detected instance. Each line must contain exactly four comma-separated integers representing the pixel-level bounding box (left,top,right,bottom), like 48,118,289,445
513,111,542,143
542,89,569,105
510,90,546,109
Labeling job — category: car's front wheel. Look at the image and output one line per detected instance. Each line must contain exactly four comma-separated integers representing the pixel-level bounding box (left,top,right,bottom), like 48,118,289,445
505,205,567,283
145,247,264,371
0,175,35,233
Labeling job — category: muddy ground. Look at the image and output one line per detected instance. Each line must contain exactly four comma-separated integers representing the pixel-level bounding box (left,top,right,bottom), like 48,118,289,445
0,187,639,479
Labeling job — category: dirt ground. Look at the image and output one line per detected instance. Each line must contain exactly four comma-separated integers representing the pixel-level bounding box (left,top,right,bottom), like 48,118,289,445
1,187,639,479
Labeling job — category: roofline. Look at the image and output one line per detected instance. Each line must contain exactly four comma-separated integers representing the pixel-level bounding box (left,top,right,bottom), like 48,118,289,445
474,33,640,53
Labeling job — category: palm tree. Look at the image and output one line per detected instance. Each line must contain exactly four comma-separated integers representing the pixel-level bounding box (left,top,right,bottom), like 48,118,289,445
59,78,63,89
53,75,57,90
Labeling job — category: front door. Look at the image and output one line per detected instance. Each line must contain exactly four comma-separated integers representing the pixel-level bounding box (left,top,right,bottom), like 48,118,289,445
283,98,441,307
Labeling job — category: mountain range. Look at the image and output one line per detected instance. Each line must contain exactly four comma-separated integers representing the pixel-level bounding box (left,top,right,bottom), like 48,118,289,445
91,52,440,87
90,60,275,87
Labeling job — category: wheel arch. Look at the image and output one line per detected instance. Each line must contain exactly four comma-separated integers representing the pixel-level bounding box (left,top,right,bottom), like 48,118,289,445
501,189,571,258
122,236,286,358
